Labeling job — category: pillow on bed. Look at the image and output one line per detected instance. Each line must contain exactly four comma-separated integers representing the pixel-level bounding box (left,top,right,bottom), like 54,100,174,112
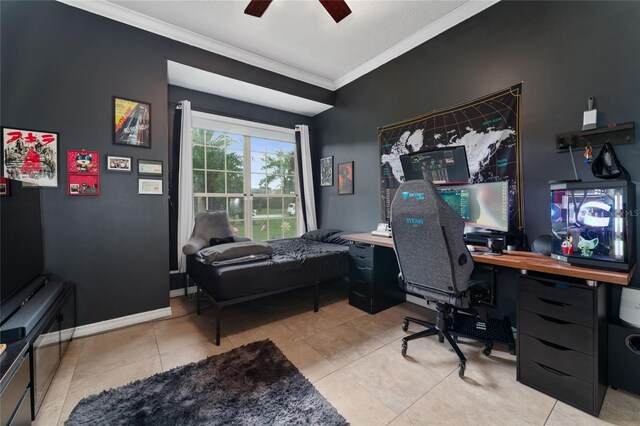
323,231,350,246
198,241,273,265
301,229,342,243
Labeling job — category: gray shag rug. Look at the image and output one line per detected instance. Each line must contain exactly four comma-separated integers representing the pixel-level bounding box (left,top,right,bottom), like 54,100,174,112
66,340,348,426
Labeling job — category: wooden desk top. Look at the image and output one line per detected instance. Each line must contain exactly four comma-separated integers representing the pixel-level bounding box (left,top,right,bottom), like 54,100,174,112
342,233,635,286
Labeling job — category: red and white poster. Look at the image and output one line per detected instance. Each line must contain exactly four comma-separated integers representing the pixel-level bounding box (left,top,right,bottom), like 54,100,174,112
2,127,59,187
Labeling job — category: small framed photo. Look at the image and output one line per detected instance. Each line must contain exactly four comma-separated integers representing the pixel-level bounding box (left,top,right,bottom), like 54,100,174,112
68,174,100,196
320,156,333,187
138,178,162,195
106,155,132,172
113,96,151,148
0,177,9,196
338,161,354,195
138,159,163,176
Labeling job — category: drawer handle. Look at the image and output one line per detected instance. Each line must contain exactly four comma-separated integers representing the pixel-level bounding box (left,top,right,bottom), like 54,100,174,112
352,290,367,298
537,362,570,377
355,265,370,272
537,313,571,325
537,337,570,351
355,255,368,260
538,297,570,307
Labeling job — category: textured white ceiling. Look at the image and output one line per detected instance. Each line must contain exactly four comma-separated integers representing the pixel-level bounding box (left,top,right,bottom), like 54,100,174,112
107,0,467,81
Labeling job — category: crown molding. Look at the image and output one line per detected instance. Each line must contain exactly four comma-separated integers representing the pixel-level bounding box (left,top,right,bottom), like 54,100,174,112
58,0,498,92
57,0,336,90
333,1,499,89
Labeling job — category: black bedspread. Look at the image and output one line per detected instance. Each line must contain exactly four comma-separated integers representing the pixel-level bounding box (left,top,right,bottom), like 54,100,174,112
187,238,349,301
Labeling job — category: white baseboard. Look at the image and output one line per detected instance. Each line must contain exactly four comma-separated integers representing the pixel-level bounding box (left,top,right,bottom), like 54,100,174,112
73,307,172,338
169,285,198,298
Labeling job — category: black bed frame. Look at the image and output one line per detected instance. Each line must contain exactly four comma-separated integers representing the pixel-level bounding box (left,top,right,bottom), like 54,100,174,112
188,276,322,346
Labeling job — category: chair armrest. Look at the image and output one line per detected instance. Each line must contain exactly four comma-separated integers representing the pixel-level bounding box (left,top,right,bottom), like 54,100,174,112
233,236,251,242
182,236,208,255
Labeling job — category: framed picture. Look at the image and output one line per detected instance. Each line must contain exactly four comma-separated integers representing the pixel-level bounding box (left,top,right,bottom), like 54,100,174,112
106,155,132,172
113,96,151,148
68,174,100,196
0,177,9,196
320,156,333,187
2,127,59,187
338,161,354,195
138,178,162,195
67,150,99,174
138,159,163,176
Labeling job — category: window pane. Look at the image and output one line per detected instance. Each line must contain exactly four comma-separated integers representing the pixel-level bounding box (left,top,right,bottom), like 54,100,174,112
193,146,204,169
227,197,244,220
281,142,295,153
250,137,267,152
227,172,243,193
283,218,296,238
253,197,267,216
283,151,296,174
193,170,205,193
206,171,224,193
253,219,269,241
268,197,283,217
269,219,283,240
226,150,244,172
264,152,281,175
208,197,226,211
284,198,296,216
283,176,296,195
251,152,266,173
267,175,282,195
251,173,267,194
266,140,282,153
192,129,206,146
229,220,245,237
207,132,228,148
194,197,207,215
206,147,224,170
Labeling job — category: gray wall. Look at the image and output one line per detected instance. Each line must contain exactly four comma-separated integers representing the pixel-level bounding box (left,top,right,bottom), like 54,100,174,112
312,1,640,288
1,0,328,325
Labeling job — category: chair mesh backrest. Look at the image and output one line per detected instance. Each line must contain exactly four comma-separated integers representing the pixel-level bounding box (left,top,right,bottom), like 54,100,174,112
390,180,473,295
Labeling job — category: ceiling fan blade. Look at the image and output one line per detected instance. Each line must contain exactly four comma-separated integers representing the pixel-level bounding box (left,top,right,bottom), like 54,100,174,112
319,0,352,23
244,0,273,18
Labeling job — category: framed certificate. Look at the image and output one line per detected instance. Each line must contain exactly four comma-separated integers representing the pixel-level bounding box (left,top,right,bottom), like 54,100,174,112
138,178,162,195
137,159,163,176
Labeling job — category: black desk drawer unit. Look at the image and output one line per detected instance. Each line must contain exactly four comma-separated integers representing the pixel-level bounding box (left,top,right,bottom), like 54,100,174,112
517,275,608,416
348,243,404,314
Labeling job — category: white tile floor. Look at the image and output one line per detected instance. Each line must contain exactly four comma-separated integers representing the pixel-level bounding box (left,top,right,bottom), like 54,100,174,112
35,282,640,425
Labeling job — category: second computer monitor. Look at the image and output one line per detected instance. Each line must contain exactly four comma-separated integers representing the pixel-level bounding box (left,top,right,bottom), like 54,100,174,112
438,181,510,232
400,145,470,185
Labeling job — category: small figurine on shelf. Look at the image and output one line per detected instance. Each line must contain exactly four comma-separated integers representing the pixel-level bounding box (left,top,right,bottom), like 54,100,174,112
584,142,593,164
561,235,573,255
578,236,599,257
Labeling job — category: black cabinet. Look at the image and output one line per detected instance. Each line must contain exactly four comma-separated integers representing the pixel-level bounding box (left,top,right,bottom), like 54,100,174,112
0,354,31,426
348,243,404,314
517,275,608,416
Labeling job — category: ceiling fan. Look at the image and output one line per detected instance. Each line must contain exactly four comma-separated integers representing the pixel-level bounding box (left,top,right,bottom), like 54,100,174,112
244,0,352,23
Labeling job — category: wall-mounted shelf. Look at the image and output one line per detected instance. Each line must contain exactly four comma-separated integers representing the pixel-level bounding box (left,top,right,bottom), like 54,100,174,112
555,122,634,152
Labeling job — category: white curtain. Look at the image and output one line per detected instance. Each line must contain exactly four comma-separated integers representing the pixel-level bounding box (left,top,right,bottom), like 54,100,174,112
296,125,318,232
177,100,194,273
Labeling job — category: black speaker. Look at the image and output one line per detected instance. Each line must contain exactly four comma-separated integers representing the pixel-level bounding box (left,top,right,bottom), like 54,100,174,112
531,235,552,256
609,321,640,396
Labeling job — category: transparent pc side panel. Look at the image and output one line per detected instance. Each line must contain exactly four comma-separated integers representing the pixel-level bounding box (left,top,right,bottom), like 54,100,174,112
551,187,627,263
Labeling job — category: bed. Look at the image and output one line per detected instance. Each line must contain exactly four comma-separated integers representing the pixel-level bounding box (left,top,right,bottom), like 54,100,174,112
186,230,350,345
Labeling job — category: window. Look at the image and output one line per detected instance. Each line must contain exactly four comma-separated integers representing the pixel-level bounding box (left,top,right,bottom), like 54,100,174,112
191,112,299,240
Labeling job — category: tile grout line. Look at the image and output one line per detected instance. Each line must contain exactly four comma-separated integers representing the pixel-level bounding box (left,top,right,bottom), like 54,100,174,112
152,316,165,372
54,339,85,425
543,400,559,425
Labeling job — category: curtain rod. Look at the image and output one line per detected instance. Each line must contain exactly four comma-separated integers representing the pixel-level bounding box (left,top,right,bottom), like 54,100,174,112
168,101,306,130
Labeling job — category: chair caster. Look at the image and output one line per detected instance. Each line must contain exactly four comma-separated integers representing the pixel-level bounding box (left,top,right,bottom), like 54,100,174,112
482,342,493,356
402,320,409,332
458,361,466,378
401,341,408,357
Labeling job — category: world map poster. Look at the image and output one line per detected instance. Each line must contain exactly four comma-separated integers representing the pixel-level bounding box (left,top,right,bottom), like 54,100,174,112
378,84,523,229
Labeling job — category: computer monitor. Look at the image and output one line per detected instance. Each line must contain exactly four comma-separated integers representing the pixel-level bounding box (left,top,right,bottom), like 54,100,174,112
400,146,470,185
438,181,510,232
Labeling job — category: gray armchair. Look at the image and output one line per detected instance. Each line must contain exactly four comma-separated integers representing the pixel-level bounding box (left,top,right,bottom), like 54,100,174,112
391,179,513,377
182,211,250,255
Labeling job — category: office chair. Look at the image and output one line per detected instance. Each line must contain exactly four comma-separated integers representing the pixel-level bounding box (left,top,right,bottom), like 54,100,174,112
391,179,514,377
